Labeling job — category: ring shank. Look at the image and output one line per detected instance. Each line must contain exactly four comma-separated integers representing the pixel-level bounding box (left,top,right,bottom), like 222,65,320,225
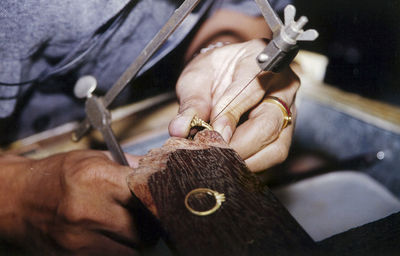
263,96,292,129
184,188,225,216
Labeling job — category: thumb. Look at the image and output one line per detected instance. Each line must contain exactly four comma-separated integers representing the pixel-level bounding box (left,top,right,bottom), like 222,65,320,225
169,65,213,137
169,96,211,138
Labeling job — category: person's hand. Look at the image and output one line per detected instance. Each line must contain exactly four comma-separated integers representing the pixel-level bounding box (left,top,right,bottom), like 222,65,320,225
169,39,300,172
0,150,148,255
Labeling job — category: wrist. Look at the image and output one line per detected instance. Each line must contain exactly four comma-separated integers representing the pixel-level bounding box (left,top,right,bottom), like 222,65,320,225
0,155,31,244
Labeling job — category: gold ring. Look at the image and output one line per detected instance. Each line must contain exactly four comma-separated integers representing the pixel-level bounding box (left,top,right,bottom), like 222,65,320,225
190,115,213,131
184,188,226,216
263,96,292,129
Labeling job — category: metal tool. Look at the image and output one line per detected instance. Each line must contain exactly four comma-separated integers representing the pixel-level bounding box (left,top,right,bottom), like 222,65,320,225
212,2,318,122
73,0,203,146
72,0,318,164
255,2,318,72
73,76,129,165
72,0,203,165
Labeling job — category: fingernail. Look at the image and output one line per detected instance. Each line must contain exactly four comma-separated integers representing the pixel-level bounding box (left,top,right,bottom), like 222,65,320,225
214,123,232,143
221,126,232,143
213,122,225,135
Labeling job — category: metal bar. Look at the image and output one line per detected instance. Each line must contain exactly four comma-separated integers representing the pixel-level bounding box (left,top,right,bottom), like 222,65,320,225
253,0,283,34
103,0,202,107
73,0,202,141
101,125,130,166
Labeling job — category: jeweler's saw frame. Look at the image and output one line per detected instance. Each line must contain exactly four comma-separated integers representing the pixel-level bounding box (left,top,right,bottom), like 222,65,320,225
72,0,318,165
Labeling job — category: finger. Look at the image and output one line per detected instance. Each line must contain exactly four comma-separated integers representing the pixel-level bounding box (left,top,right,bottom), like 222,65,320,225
244,107,296,172
210,74,267,142
229,101,289,159
169,61,213,138
229,76,298,159
98,204,141,245
69,157,141,243
52,227,140,255
79,235,140,256
262,67,300,104
211,40,270,142
86,152,134,205
107,163,136,205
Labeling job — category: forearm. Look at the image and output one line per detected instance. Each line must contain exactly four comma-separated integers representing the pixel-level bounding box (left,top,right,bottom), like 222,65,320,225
185,9,272,61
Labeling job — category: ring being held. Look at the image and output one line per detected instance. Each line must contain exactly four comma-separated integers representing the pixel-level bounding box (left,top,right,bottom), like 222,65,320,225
190,115,213,131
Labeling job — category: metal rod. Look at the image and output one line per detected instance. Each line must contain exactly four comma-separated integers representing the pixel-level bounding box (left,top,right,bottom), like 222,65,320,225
211,70,263,124
73,0,202,141
253,0,283,34
103,0,202,107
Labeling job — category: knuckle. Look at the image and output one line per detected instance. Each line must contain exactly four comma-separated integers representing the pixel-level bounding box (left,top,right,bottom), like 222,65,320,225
62,202,87,224
177,73,196,89
274,143,289,165
57,192,90,224
177,68,207,91
241,39,265,58
61,150,104,169
179,95,208,113
223,108,241,125
257,115,281,142
60,151,80,170
72,152,108,173
180,95,201,108
74,161,110,186
248,38,266,49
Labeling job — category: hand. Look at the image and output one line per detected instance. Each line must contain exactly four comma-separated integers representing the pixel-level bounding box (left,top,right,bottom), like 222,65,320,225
0,150,149,255
169,39,300,172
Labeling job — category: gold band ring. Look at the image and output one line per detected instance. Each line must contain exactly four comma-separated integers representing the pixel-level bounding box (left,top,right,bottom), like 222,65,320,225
263,96,292,129
184,188,226,216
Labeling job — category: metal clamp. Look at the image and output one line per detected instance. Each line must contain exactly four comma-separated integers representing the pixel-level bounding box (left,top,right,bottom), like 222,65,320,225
255,2,319,72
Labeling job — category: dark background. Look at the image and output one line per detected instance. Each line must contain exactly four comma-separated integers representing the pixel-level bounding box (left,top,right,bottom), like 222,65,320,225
294,0,400,106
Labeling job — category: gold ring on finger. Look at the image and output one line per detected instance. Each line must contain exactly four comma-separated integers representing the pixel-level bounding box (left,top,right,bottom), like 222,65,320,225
263,96,292,129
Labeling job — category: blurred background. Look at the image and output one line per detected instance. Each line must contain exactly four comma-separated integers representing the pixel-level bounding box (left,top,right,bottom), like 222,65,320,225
294,0,400,106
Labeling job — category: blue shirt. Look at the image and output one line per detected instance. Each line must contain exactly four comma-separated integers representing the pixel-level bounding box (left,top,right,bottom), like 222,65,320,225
0,0,289,142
